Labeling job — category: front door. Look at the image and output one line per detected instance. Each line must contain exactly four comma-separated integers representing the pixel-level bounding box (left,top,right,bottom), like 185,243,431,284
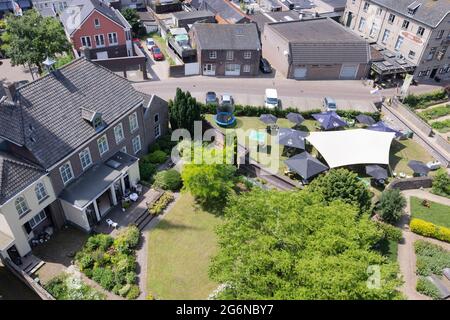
430,68,438,78
7,246,21,265
346,12,353,27
203,63,216,76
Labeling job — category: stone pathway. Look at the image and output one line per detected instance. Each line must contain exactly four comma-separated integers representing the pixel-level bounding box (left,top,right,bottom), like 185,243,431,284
397,189,450,300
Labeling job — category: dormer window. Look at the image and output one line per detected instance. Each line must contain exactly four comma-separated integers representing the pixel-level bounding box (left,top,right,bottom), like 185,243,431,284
407,2,421,15
81,108,104,132
93,115,103,131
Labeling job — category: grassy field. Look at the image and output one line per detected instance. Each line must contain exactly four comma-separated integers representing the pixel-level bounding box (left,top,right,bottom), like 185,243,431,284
389,139,433,176
410,196,450,228
147,193,222,300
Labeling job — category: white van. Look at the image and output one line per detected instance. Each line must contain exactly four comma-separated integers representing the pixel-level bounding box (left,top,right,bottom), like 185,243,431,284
265,88,279,108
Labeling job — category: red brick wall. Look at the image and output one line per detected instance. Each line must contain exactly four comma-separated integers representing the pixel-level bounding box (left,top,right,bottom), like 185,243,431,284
71,10,126,51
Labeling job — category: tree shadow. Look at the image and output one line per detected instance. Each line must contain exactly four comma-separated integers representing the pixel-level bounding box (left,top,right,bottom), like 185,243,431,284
389,140,407,170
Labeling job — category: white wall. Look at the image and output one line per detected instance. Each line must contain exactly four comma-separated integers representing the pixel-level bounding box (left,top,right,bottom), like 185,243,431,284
60,200,90,232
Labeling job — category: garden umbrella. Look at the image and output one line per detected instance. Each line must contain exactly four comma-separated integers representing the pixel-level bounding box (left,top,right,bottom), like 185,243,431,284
367,121,403,138
365,164,388,180
278,128,308,149
311,111,347,130
259,114,278,124
286,112,305,124
356,114,376,126
408,160,430,175
284,152,328,180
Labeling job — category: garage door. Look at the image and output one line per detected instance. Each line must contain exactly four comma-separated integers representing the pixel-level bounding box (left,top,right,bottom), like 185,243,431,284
96,51,108,60
294,67,307,79
225,64,241,76
339,64,358,79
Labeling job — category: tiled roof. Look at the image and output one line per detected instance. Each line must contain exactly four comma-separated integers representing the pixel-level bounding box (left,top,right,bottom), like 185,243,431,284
200,0,248,23
192,23,261,50
0,152,45,205
0,58,143,169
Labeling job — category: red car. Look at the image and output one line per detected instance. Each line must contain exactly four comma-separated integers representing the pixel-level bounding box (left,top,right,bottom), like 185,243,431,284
151,46,164,61
132,38,143,49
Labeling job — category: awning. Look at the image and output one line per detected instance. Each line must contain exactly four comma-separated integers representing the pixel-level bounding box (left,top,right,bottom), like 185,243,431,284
370,46,416,76
60,152,138,209
0,231,14,251
306,129,395,168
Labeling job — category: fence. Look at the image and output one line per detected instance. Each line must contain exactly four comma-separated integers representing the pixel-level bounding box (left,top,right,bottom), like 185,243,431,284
3,258,54,300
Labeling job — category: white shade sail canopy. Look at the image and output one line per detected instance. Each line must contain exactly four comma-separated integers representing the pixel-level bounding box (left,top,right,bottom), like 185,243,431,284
306,129,395,168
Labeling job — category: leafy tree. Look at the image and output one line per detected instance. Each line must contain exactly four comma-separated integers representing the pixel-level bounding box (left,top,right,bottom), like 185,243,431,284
153,169,182,191
121,8,140,35
431,168,450,197
209,189,403,299
377,189,406,224
1,10,71,74
169,88,202,135
307,168,372,213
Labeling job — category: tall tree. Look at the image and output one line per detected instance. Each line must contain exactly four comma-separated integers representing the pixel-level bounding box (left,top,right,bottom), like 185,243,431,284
169,88,202,135
307,168,372,213
0,10,71,74
121,8,140,35
377,189,406,224
209,189,403,299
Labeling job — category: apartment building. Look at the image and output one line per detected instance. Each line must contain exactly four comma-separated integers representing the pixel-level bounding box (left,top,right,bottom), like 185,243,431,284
343,0,450,81
0,58,168,262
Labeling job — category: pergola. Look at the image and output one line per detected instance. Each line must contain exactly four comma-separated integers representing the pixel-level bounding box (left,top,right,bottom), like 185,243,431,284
305,129,395,168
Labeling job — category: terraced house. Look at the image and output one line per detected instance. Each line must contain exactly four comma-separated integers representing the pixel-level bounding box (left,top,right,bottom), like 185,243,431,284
0,58,168,263
343,0,450,81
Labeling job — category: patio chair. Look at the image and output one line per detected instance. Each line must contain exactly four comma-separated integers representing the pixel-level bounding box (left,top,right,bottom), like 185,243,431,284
106,219,118,229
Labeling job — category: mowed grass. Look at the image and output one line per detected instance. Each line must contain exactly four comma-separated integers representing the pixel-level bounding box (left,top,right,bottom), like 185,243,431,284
389,139,433,176
147,193,222,300
410,196,450,228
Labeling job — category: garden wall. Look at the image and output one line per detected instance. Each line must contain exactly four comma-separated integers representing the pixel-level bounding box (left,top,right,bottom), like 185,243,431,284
390,99,433,136
387,177,433,191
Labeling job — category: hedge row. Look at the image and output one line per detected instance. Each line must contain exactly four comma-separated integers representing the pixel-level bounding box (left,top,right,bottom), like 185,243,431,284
410,218,450,243
403,89,448,109
198,103,381,121
149,192,174,215
419,104,450,120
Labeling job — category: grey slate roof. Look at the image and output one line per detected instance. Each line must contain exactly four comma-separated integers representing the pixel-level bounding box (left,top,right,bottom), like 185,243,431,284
172,9,215,21
266,18,370,64
60,0,128,35
370,0,450,28
200,0,248,23
192,23,261,50
0,58,143,169
0,152,45,205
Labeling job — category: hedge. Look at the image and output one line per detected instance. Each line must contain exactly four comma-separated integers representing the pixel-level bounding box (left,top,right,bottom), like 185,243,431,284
152,169,182,191
410,218,450,243
431,119,450,133
143,150,168,164
198,102,381,121
403,89,448,109
149,192,175,215
419,104,450,120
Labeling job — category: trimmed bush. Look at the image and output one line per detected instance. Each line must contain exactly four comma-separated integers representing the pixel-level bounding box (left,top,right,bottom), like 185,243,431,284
416,277,440,300
153,169,182,191
411,218,450,243
144,150,168,164
149,192,175,215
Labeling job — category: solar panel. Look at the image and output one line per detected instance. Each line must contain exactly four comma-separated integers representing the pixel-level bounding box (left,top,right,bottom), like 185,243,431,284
396,59,407,65
382,61,393,67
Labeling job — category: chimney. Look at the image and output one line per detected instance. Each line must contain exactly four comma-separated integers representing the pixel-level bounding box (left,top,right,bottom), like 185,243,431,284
79,46,91,61
2,81,16,102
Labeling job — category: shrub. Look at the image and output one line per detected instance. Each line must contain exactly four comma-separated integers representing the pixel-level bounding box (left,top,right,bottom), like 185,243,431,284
144,150,168,164
45,273,105,300
157,134,177,153
419,104,450,120
126,284,141,300
85,234,114,252
149,192,175,215
375,221,403,242
404,89,448,109
139,162,156,182
77,254,94,270
432,168,450,198
416,277,440,300
148,142,161,153
377,189,406,224
431,119,450,133
414,240,450,276
153,169,182,190
113,226,140,254
411,219,450,243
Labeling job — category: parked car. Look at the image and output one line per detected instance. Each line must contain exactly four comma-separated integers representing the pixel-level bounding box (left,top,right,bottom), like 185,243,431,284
205,91,218,105
132,38,143,49
151,46,164,61
264,88,279,108
426,160,441,170
146,38,155,50
220,94,234,107
260,58,272,73
323,97,337,112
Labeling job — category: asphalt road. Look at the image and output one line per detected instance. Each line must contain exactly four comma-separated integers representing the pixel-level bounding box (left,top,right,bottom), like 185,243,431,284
133,76,446,112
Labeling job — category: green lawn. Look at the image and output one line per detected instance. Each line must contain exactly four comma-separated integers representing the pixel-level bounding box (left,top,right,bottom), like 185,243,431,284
410,196,450,228
389,139,433,176
147,193,222,299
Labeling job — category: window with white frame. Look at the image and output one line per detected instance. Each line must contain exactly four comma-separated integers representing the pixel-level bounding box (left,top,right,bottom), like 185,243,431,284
15,196,29,217
95,34,105,47
60,162,74,185
417,26,425,37
394,35,404,51
369,22,379,38
376,7,382,15
35,182,48,203
408,50,416,59
226,51,234,60
244,51,251,59
81,36,92,48
28,211,47,229
154,124,161,138
388,13,395,24
97,135,109,156
243,64,251,73
132,135,142,154
79,148,92,170
363,2,369,11
427,47,437,60
129,112,138,132
94,18,100,28
209,51,217,59
402,20,410,30
381,29,390,44
358,17,366,32
114,123,125,144
108,32,118,46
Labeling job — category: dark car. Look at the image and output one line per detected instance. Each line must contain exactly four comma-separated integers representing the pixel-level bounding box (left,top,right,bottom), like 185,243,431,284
205,91,218,105
259,58,272,73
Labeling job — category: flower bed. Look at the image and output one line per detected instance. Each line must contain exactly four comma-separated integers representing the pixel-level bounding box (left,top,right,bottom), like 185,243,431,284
149,191,174,215
74,226,141,299
45,273,105,300
419,104,450,120
414,240,450,277
404,90,448,109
